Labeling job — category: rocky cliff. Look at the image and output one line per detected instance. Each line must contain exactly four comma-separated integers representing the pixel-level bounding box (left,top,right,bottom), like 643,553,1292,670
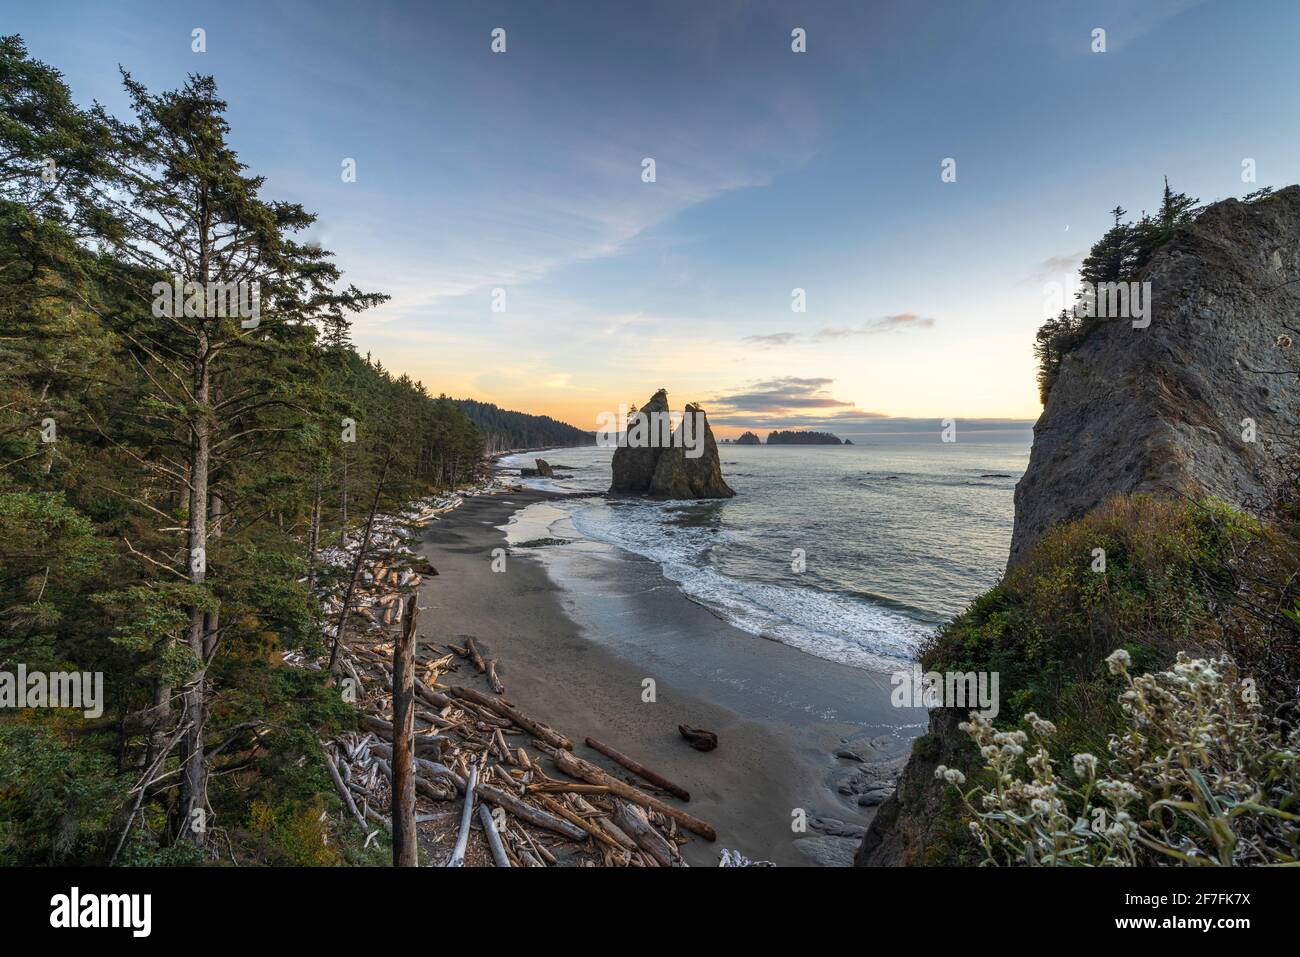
859,187,1300,866
1009,187,1300,566
610,390,735,499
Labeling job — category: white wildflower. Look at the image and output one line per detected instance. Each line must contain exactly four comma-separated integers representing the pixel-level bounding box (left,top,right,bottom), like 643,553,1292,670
1105,648,1132,676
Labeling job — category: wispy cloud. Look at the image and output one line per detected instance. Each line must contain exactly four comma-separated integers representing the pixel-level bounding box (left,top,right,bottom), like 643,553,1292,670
743,313,936,347
817,313,936,338
706,376,885,427
742,332,797,346
1020,252,1085,286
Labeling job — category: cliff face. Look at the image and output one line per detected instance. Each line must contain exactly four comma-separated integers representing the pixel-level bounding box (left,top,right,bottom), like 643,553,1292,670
1009,187,1300,566
610,390,735,499
859,188,1300,866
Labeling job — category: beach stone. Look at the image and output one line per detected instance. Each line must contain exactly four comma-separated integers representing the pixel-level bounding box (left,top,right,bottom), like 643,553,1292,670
809,815,867,839
793,835,859,867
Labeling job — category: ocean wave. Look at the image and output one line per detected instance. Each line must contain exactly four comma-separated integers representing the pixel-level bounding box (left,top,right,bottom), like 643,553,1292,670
570,500,930,671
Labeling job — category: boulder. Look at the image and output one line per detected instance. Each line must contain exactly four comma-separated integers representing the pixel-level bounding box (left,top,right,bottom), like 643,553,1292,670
534,458,554,477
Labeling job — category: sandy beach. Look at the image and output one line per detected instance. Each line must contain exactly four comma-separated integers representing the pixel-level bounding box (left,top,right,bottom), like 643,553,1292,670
416,485,927,866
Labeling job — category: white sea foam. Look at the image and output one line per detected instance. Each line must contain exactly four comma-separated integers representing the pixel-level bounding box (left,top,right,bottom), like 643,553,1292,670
499,443,1024,673
567,500,930,672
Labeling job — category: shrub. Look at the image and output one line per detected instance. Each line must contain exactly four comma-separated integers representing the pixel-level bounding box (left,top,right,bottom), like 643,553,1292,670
923,495,1255,729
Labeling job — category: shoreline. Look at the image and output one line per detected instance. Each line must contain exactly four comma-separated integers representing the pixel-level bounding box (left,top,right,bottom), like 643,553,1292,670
417,481,927,866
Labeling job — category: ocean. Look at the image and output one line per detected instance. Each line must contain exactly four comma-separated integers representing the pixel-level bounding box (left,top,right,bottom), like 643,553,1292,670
500,435,1031,674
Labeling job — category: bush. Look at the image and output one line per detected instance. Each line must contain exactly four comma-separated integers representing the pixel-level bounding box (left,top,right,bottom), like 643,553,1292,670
0,718,128,864
924,495,1254,729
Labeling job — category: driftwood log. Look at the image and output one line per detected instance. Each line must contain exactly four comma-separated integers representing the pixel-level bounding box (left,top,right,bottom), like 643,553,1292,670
464,637,487,673
585,736,690,801
546,746,716,841
324,749,367,831
450,686,572,751
446,764,478,867
612,799,683,867
478,803,511,867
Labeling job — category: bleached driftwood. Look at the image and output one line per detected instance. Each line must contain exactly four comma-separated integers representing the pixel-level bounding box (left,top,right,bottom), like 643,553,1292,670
478,803,511,867
446,764,478,867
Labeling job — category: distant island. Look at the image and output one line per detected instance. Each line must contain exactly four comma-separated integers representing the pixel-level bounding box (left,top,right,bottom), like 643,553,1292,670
735,431,762,445
766,430,843,445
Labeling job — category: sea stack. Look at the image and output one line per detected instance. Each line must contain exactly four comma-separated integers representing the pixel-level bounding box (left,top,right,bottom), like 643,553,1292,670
610,390,735,499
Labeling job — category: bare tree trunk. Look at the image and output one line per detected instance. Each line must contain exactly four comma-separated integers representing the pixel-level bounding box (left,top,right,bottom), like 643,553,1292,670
143,680,172,772
392,596,419,866
341,449,348,527
178,335,210,847
307,482,322,592
328,450,392,674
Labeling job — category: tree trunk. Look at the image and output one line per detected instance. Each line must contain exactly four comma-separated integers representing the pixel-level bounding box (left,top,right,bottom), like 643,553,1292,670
178,336,210,847
392,596,419,866
307,482,322,591
341,449,348,527
328,449,392,674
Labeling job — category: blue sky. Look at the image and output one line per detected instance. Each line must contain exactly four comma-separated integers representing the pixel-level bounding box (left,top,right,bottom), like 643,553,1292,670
7,0,1299,436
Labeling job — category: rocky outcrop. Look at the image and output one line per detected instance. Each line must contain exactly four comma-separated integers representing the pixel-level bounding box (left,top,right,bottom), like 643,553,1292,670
649,404,734,499
610,389,671,492
855,709,966,866
1009,187,1300,566
534,458,554,477
859,187,1300,866
610,391,735,499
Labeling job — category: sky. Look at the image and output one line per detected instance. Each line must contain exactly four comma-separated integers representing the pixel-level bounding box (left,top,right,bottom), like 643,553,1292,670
6,0,1300,437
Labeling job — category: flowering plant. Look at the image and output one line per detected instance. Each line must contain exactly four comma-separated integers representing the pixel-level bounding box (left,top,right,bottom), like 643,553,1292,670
942,651,1300,866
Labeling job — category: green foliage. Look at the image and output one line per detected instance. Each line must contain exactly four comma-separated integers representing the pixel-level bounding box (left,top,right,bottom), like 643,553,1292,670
0,718,129,864
0,35,487,865
455,396,591,454
765,430,843,445
924,495,1254,728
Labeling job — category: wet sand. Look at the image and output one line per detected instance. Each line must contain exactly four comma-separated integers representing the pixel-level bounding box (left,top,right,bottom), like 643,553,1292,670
416,487,925,866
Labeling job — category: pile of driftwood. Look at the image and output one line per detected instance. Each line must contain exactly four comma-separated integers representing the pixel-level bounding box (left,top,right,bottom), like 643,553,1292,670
301,486,711,866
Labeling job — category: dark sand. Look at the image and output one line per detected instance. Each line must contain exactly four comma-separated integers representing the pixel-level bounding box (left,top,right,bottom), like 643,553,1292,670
416,488,925,866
